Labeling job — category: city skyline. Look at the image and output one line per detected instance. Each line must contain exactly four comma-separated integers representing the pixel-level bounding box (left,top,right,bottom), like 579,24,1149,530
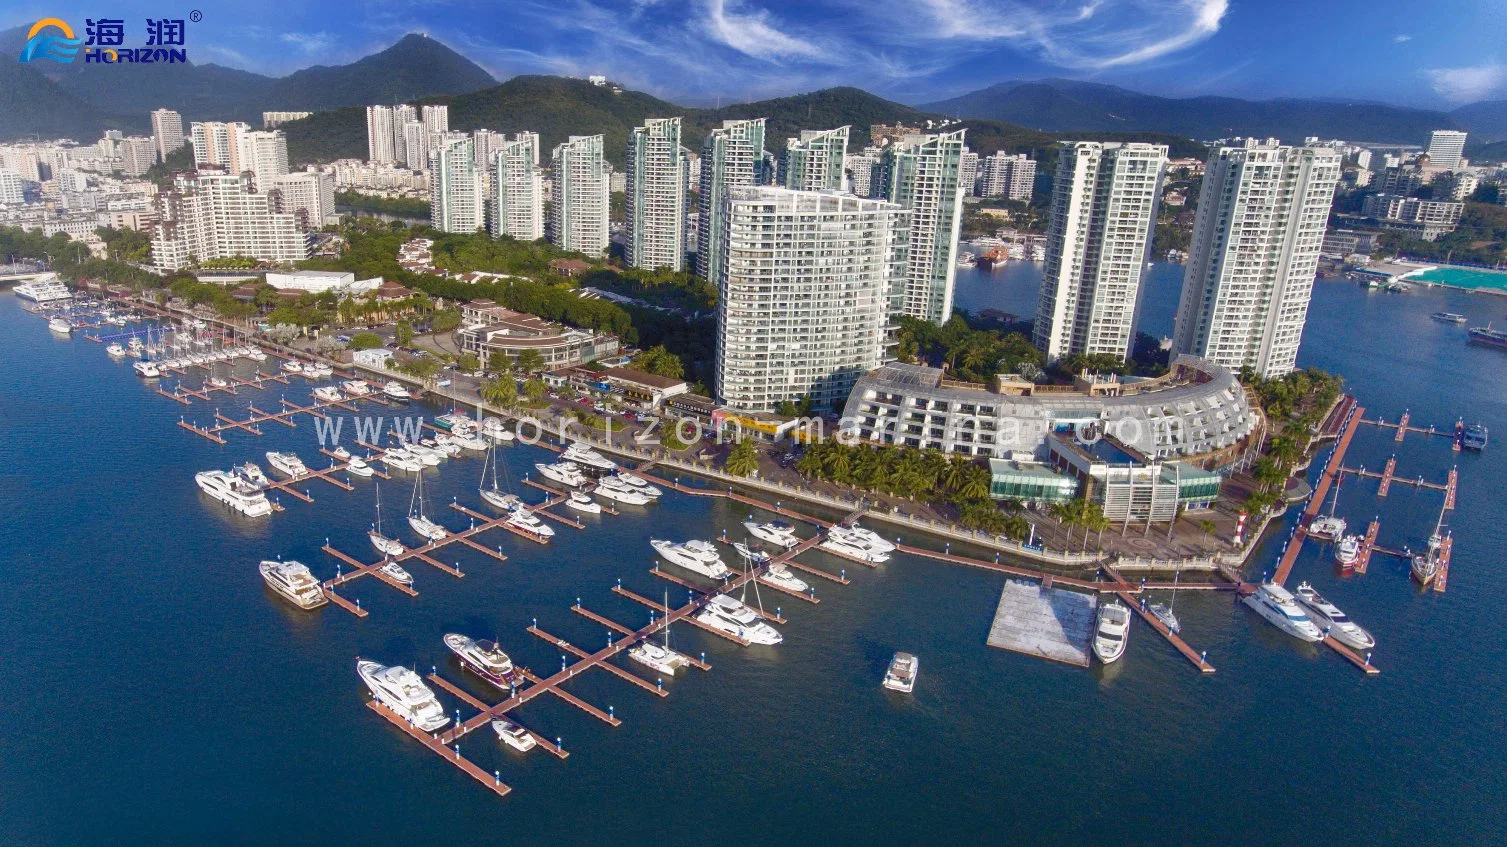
6,1,1506,109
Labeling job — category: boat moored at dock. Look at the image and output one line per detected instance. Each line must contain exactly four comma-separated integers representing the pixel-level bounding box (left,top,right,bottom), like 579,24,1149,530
1463,424,1488,451
196,469,274,517
444,633,523,688
651,539,732,579
1243,582,1324,642
506,509,555,541
820,526,891,563
594,476,652,504
382,381,412,401
357,660,449,731
259,560,327,609
1092,601,1130,663
697,594,782,645
492,718,538,752
743,519,799,548
567,491,602,513
759,562,809,593
265,451,307,478
1294,582,1375,650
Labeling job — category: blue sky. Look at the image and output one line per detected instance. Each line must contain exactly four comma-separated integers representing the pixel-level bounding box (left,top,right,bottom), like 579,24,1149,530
10,0,1507,107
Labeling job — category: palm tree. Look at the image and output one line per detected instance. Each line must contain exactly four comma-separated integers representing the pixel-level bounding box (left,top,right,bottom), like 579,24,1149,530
942,455,972,493
724,439,759,477
823,445,853,482
954,463,991,502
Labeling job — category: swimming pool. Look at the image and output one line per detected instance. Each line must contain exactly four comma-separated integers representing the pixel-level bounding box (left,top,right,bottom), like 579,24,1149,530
1403,265,1507,293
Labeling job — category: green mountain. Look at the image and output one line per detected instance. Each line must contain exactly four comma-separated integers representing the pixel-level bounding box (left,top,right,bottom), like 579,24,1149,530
0,62,146,140
1452,100,1507,145
923,79,1462,144
0,31,495,139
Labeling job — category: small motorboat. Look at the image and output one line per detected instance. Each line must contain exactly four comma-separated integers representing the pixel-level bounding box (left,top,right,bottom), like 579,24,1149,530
492,718,538,752
346,456,374,477
1092,601,1130,663
566,491,602,513
379,561,413,586
882,652,918,693
1335,534,1360,566
280,360,304,374
760,562,810,593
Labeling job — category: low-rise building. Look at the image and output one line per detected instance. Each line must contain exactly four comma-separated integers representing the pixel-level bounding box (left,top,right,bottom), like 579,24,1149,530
264,270,383,294
988,459,1079,505
457,299,619,368
1046,433,1223,523
598,367,688,408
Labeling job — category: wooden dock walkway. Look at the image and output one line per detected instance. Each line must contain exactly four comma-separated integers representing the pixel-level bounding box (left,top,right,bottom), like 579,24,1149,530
1273,405,1364,586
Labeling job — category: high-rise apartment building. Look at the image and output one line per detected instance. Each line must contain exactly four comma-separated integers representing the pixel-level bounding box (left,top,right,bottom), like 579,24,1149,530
422,105,449,135
977,151,1036,201
879,130,967,324
845,150,880,197
549,135,610,256
119,137,157,177
151,171,308,271
697,118,766,279
234,130,289,191
0,169,24,205
626,117,686,271
1171,140,1341,378
779,126,848,192
429,137,483,234
1426,130,1467,169
365,106,396,165
150,109,185,163
189,121,251,170
1034,141,1167,362
489,136,544,240
400,121,428,172
714,187,909,412
261,111,311,128
959,150,979,196
270,170,335,230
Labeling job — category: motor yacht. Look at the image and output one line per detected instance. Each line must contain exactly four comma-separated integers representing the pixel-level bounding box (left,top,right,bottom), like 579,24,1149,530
426,436,462,457
313,386,345,403
481,419,515,442
844,524,896,553
434,413,473,432
346,455,374,477
760,562,810,593
330,446,352,460
1092,601,1131,663
380,449,422,472
196,469,274,517
492,719,538,752
1293,582,1376,650
106,342,127,357
1148,601,1181,634
132,360,160,378
245,348,268,362
378,561,413,586
882,652,919,692
452,432,488,451
382,381,412,401
265,451,307,478
405,443,442,465
567,491,602,513
507,509,555,541
820,526,891,564
259,560,327,609
535,462,588,487
594,476,652,505
444,633,523,688
733,541,772,565
615,472,662,497
1243,582,1324,642
207,376,229,389
743,519,799,549
48,317,72,334
356,660,449,731
341,379,371,396
307,363,334,378
233,462,269,489
280,360,303,374
1334,534,1360,566
651,539,732,579
696,595,782,645
562,442,618,471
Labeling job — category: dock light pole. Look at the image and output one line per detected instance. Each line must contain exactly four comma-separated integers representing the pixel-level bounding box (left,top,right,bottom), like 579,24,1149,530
1365,652,1372,667
701,652,706,664
609,706,614,720
557,737,563,751
657,679,663,691
494,771,501,786
1201,650,1207,664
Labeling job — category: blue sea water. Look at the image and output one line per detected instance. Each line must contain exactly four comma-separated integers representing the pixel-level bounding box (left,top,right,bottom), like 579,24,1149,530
2,270,1505,845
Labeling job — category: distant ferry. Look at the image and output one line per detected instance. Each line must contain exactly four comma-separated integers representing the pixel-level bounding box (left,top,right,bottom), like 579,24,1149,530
1467,324,1507,350
1431,312,1468,324
14,278,72,303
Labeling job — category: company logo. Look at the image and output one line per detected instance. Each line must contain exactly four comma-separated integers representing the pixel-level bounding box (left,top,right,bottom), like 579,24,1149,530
18,14,196,65
18,18,84,63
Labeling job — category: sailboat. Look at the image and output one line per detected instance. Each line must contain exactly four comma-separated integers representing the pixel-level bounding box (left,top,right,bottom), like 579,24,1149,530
369,482,405,557
1148,565,1181,634
407,467,448,541
1308,475,1347,541
1411,500,1449,587
628,590,693,674
478,440,521,511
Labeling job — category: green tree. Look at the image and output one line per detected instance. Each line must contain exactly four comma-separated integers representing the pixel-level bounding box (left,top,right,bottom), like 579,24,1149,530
457,352,480,372
482,375,518,409
631,345,685,379
516,348,545,374
395,320,414,346
487,351,513,373
430,308,462,333
347,332,383,351
523,376,547,403
724,438,760,477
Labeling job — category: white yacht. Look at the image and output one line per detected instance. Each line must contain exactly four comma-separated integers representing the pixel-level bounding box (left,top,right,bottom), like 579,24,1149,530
744,519,800,549
733,541,772,565
1294,582,1376,650
382,381,412,401
259,560,327,609
1092,601,1131,664
507,509,555,541
408,513,448,541
312,386,345,403
1308,514,1346,542
696,594,783,645
132,360,160,378
567,491,602,514
196,470,274,517
481,419,515,443
345,455,373,477
265,451,307,478
492,718,537,752
106,342,127,357
245,348,268,363
331,446,352,460
306,363,334,378
341,379,371,396
378,561,413,587
444,633,522,688
882,652,919,693
14,278,72,303
760,562,810,593
1243,582,1324,642
481,488,524,512
452,432,489,451
233,462,269,489
380,449,422,472
562,442,618,471
280,360,303,374
369,483,405,557
594,476,652,505
1334,534,1360,567
845,524,896,553
651,539,732,579
535,461,588,488
628,639,692,675
356,660,449,732
615,472,662,497
820,526,891,564
207,375,229,389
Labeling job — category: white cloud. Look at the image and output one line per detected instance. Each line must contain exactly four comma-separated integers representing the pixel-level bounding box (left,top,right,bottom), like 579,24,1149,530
700,0,829,62
1424,61,1507,102
1393,34,1412,43
279,31,336,55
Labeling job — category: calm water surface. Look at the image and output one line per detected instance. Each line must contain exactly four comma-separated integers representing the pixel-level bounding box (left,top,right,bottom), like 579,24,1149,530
2,268,1505,845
